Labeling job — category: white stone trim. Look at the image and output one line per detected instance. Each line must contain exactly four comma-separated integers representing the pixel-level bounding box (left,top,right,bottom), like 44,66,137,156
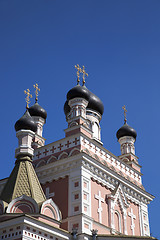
41,198,61,221
139,202,150,236
58,151,68,160
33,135,81,160
36,159,46,168
35,153,153,205
81,168,91,218
69,147,80,156
6,195,39,213
47,156,57,164
114,210,122,233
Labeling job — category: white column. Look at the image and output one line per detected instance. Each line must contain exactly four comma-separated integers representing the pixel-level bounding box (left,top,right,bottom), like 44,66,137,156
123,210,128,235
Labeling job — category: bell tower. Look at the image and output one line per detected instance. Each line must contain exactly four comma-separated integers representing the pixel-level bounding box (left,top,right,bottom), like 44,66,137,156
64,65,104,143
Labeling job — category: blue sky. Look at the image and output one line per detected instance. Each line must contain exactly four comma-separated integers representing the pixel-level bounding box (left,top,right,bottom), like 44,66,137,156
0,0,159,238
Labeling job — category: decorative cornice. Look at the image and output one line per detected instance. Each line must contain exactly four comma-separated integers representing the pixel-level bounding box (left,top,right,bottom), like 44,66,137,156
81,155,153,204
33,135,81,160
34,151,153,205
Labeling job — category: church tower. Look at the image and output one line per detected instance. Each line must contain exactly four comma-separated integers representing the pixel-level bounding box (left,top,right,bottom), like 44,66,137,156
31,66,153,237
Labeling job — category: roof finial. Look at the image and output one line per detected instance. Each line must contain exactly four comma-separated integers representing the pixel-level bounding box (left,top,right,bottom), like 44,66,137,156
75,64,82,85
81,65,88,86
24,89,32,109
33,83,40,103
122,105,127,123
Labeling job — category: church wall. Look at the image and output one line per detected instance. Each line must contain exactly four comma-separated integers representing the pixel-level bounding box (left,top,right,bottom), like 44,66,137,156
92,223,111,234
127,201,140,236
38,217,60,228
42,176,69,219
91,179,111,227
65,127,92,138
60,221,68,231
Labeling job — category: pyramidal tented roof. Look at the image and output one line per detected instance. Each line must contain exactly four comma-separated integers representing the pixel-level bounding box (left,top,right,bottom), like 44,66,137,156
0,156,46,204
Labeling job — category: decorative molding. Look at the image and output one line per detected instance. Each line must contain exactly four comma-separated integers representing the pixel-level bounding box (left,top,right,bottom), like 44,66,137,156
47,156,57,164
58,152,68,160
35,152,152,206
33,134,143,190
80,136,142,185
69,148,80,157
6,195,39,214
33,136,80,160
114,210,122,233
41,198,61,221
81,158,152,205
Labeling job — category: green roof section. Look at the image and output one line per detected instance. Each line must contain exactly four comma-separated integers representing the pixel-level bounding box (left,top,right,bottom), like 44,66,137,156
0,156,46,204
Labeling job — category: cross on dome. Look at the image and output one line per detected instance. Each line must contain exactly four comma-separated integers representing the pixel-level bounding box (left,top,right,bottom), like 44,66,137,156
74,64,88,86
33,83,40,102
122,105,127,123
24,88,32,109
75,64,82,85
81,65,88,86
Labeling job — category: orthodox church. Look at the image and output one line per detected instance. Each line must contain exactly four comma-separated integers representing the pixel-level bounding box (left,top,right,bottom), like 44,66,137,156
0,65,156,240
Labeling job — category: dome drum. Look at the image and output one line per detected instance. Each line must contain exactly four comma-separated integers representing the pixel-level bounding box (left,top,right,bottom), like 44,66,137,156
15,129,35,158
86,108,102,121
68,97,88,120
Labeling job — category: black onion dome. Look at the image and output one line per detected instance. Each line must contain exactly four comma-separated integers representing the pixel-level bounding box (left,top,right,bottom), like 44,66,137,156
116,122,137,140
67,85,90,101
28,102,47,120
65,84,104,116
64,100,71,116
87,91,104,115
15,110,37,132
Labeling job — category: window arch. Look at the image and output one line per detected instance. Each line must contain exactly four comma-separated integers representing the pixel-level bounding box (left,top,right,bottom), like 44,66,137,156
93,122,99,139
114,210,122,233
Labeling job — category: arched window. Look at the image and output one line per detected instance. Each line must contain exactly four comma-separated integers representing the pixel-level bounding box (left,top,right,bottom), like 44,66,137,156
93,122,99,139
114,210,122,233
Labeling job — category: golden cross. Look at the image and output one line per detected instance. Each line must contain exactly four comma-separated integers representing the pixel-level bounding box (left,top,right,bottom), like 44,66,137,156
81,66,88,86
122,105,127,123
24,89,32,108
75,64,82,84
33,83,40,102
